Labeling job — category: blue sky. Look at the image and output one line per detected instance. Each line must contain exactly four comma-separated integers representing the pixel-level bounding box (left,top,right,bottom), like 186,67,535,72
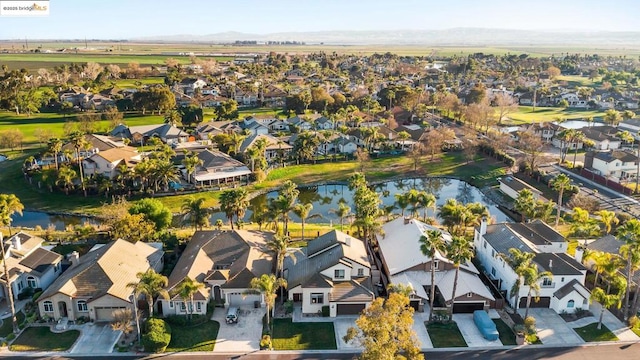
0,0,638,39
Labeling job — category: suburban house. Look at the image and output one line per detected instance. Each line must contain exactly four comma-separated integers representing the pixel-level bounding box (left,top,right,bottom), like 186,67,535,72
267,119,290,132
584,150,639,182
111,124,189,146
580,127,622,151
262,85,287,108
473,219,589,314
0,232,63,301
238,134,293,164
183,149,251,186
82,146,141,179
158,230,274,316
286,116,313,131
526,123,561,143
239,118,269,136
498,176,545,201
314,117,335,130
37,239,164,322
59,134,125,161
619,119,640,139
577,235,640,288
284,230,375,317
377,217,495,313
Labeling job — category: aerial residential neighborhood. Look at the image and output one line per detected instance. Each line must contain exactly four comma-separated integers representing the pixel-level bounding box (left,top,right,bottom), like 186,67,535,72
1,1,640,359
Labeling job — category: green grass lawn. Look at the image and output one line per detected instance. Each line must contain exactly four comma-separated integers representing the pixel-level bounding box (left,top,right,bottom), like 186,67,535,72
9,327,79,351
0,312,26,338
506,106,606,125
272,319,337,350
426,322,468,348
493,319,516,345
556,75,599,87
165,321,220,352
574,323,619,342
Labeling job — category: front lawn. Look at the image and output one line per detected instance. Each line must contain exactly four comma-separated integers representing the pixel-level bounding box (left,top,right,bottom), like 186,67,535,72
574,323,619,342
426,322,467,348
0,312,26,338
9,327,79,351
493,319,516,345
272,319,337,350
165,320,220,352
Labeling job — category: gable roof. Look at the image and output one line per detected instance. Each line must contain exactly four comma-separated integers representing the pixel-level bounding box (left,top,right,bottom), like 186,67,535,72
39,239,163,302
197,149,245,169
0,233,62,283
284,230,370,289
554,279,591,300
586,235,622,254
238,134,292,153
167,230,274,299
482,220,565,255
533,252,586,276
594,150,639,164
91,146,139,164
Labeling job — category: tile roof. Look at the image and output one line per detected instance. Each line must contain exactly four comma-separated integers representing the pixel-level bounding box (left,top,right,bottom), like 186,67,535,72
594,150,639,164
93,146,139,164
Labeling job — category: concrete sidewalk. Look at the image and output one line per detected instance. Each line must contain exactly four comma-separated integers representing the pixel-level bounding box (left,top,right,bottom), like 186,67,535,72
588,302,640,341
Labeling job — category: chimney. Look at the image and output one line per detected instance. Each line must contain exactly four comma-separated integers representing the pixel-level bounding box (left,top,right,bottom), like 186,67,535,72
574,247,584,264
548,259,553,269
11,235,22,251
68,251,80,267
479,217,488,236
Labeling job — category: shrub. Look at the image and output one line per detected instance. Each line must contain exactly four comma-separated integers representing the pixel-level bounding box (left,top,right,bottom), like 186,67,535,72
628,315,639,329
142,318,171,353
260,334,272,350
251,169,267,183
524,316,536,334
321,306,330,317
17,287,34,301
284,300,294,315
31,291,43,302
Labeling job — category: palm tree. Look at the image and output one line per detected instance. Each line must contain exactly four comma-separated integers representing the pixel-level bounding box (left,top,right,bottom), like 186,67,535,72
249,274,287,328
590,287,621,330
220,188,247,230
585,251,612,288
0,194,24,334
550,174,572,227
502,248,535,311
56,165,77,195
571,131,587,168
181,197,210,231
329,202,351,231
447,236,473,321
152,160,180,192
417,192,436,223
603,109,622,127
181,150,203,185
595,210,619,235
619,219,640,319
127,269,169,318
292,203,317,241
215,219,223,230
394,193,410,217
69,132,88,196
47,138,63,171
521,264,553,319
438,199,471,236
419,229,447,322
514,189,536,223
172,277,204,321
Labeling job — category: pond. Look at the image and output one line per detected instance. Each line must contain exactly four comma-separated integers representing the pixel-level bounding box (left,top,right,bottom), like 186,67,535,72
208,178,510,225
11,211,97,231
553,120,604,129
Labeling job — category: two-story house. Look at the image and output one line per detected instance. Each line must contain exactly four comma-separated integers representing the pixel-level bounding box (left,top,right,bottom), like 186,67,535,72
584,150,639,182
377,217,494,313
474,219,589,314
238,134,293,164
185,149,251,186
82,146,141,179
284,230,375,317
498,176,546,201
158,230,274,316
0,232,63,301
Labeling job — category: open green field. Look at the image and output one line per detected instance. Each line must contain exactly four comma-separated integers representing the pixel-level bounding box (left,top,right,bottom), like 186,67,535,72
0,111,164,146
506,106,607,124
556,75,600,87
114,77,165,88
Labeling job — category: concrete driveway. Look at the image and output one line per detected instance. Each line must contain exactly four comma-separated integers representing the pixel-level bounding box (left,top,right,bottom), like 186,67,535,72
519,308,583,345
212,307,264,353
333,317,362,350
69,324,122,354
453,314,503,347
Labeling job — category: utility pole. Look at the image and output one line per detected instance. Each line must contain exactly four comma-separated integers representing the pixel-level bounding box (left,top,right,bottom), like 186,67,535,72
0,233,18,334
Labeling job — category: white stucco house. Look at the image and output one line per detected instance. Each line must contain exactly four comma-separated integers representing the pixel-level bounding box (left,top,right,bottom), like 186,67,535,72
585,150,639,182
473,219,589,314
0,232,63,301
498,176,545,201
158,230,274,317
284,230,375,317
82,146,141,179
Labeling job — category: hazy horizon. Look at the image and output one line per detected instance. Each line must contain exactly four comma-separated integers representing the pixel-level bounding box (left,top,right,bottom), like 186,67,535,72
1,0,638,40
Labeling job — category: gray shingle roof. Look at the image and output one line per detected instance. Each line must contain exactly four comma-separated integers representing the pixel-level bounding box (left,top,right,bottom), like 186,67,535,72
587,235,622,254
554,279,583,299
533,253,585,276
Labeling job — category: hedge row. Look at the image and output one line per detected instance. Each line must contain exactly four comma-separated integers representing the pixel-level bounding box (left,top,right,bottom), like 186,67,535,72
479,143,515,167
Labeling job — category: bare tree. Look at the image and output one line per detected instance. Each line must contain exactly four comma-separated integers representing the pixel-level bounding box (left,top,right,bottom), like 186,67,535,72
494,93,518,125
517,129,545,175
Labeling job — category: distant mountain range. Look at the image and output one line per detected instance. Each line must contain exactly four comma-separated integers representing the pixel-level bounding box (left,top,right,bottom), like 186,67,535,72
132,28,640,46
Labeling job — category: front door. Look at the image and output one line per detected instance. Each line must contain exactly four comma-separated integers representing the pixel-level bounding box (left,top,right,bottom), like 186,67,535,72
58,301,68,318
293,293,302,302
213,286,222,305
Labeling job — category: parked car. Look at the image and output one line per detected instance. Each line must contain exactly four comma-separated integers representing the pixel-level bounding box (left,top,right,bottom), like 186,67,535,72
226,307,239,324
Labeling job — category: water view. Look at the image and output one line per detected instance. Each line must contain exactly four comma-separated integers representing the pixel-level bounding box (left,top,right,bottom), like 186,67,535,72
11,211,97,230
552,120,605,129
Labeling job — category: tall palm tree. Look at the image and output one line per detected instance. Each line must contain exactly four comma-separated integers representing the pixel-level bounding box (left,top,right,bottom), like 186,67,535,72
502,248,535,311
571,131,587,168
514,189,536,223
249,274,287,328
56,165,77,195
419,229,447,322
584,251,612,288
329,202,351,231
181,197,210,231
595,210,619,235
152,159,180,192
219,188,249,230
292,203,319,241
394,193,410,217
47,138,63,171
619,219,640,319
417,192,436,223
521,264,553,319
127,269,169,318
590,287,621,330
447,236,473,321
0,194,24,334
172,277,204,321
69,132,88,196
550,174,571,227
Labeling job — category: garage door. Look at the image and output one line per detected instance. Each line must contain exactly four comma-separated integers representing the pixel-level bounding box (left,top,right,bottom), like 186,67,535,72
409,300,420,311
336,303,365,315
228,293,262,307
94,307,126,322
453,302,485,313
519,297,551,309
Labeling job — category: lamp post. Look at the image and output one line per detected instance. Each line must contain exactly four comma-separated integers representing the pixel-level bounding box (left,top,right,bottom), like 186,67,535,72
130,293,141,345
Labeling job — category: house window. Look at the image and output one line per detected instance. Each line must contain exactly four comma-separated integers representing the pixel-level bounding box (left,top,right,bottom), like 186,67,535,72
311,293,324,304
483,240,487,249
77,301,88,312
567,300,575,308
433,260,439,270
491,267,496,277
357,268,364,277
169,302,174,308
43,301,54,312
196,302,202,312
491,250,496,258
561,277,565,283
467,293,473,298
17,282,22,291
180,302,186,312
542,278,553,287
27,276,37,288
334,269,345,279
